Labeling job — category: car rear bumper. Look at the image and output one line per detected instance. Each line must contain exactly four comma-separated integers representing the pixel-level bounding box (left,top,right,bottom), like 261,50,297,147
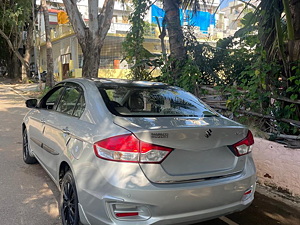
140,200,252,225
76,157,256,225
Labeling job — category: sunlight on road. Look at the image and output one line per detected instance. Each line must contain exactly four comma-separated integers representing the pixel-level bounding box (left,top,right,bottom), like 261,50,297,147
22,183,59,218
42,201,59,219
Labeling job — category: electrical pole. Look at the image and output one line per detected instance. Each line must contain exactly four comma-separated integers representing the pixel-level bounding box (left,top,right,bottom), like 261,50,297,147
32,0,42,89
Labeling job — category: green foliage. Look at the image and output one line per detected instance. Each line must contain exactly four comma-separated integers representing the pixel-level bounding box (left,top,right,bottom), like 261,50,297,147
159,57,202,94
122,0,155,81
123,0,300,135
225,50,279,115
159,25,256,96
274,65,300,134
144,22,157,37
0,36,10,67
163,19,299,134
287,66,300,96
0,0,32,32
0,0,33,78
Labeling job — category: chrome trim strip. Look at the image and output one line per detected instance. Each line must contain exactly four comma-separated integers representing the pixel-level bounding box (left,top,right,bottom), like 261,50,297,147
30,137,59,155
154,171,242,184
30,137,42,147
43,144,59,155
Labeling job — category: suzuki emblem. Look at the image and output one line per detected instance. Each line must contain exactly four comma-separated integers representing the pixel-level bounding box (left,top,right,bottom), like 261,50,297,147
205,129,212,138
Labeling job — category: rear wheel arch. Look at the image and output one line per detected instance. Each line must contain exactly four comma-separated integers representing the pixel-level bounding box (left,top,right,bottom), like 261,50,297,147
22,123,26,132
22,124,37,164
59,161,71,187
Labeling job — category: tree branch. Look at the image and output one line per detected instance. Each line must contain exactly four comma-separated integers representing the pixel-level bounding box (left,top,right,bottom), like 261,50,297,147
0,28,29,69
63,0,87,48
282,0,295,40
211,105,300,127
88,0,99,38
276,96,300,105
98,0,115,41
238,0,257,9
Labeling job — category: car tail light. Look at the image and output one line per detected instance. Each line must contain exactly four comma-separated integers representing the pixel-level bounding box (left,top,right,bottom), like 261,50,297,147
232,130,254,156
94,134,173,163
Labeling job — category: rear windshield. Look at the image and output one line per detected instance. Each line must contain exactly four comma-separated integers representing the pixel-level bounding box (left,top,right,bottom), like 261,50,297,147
98,85,217,117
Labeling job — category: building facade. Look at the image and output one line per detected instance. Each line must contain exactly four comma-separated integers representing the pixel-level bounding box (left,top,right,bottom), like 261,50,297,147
37,0,224,81
221,0,260,37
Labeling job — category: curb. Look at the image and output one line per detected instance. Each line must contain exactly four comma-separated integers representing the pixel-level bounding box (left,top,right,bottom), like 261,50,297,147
256,184,300,210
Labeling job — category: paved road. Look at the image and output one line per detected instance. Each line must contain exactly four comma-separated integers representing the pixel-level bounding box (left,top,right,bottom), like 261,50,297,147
0,82,299,225
0,83,60,225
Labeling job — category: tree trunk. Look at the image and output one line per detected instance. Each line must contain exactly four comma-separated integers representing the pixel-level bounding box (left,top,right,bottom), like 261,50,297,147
21,59,29,83
258,0,283,61
7,52,20,79
290,0,300,40
42,0,54,88
0,29,29,73
81,35,102,78
63,0,114,78
289,0,300,62
22,21,34,83
289,0,300,119
163,0,187,82
157,16,167,61
163,0,186,61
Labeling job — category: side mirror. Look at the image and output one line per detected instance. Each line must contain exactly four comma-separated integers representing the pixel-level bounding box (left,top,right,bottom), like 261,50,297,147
25,99,38,108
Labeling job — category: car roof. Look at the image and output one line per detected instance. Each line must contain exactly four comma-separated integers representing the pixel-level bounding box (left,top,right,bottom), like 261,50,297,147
92,78,169,88
61,78,171,88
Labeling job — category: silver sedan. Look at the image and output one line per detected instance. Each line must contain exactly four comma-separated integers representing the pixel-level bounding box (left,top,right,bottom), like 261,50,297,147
22,78,256,225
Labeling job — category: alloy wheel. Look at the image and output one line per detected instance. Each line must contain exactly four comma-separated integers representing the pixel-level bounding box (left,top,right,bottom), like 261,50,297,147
22,129,37,164
62,182,76,224
60,171,79,225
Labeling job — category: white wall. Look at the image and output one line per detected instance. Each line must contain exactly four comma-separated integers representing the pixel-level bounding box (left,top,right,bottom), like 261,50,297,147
252,138,300,197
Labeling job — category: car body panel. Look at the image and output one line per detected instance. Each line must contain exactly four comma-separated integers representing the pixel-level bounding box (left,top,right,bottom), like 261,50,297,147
41,110,75,180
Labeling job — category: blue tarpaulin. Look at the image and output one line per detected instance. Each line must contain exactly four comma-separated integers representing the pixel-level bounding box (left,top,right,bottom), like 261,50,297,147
151,5,215,31
151,5,165,27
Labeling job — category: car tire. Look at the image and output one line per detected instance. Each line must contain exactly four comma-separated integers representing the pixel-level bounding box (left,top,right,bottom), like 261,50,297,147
23,129,37,164
60,171,80,225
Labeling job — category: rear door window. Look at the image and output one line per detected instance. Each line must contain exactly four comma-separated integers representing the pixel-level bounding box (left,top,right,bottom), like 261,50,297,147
56,84,85,117
73,94,86,117
40,86,65,110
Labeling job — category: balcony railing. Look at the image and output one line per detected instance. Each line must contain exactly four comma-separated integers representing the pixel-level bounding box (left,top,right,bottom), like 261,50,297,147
114,1,133,11
108,23,131,33
39,22,132,43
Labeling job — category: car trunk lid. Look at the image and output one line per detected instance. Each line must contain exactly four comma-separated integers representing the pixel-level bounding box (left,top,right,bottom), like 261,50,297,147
114,116,248,183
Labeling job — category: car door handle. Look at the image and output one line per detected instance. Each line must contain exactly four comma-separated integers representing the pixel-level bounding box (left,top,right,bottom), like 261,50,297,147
62,127,70,135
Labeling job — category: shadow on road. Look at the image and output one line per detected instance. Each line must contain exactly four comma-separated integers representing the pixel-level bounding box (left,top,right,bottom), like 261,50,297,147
226,192,300,225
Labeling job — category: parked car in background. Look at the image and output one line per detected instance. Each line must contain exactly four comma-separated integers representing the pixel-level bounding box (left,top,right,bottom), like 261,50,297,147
31,70,47,82
22,78,256,225
0,65,7,77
